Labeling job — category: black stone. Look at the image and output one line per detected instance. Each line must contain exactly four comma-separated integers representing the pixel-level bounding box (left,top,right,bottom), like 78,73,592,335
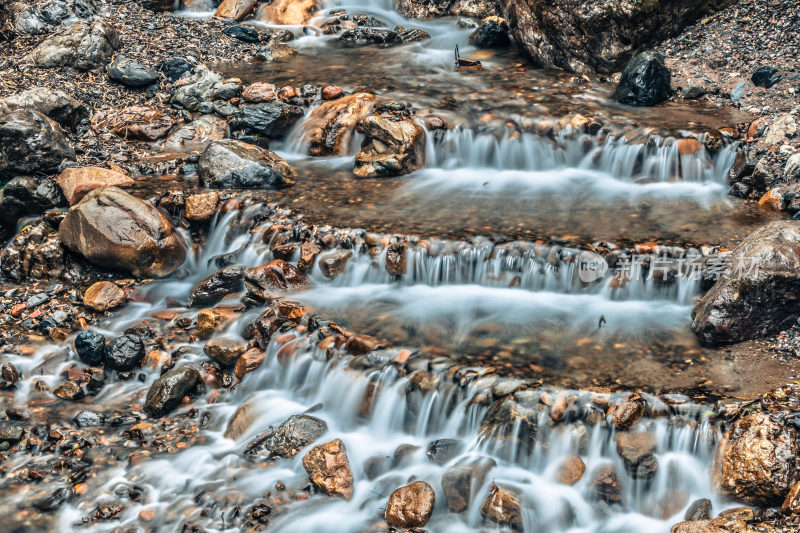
75,329,106,366
104,334,145,372
0,177,63,229
339,28,400,47
615,50,672,106
108,55,160,88
144,365,200,418
158,58,192,83
751,66,781,88
469,19,510,48
73,410,106,427
188,265,245,307
223,24,260,43
230,102,305,138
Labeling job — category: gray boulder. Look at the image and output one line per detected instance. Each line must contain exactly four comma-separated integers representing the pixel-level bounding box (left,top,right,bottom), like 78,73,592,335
171,65,223,111
27,20,120,70
244,414,328,458
198,140,295,189
230,101,304,138
107,55,159,88
0,87,89,128
0,109,75,175
9,0,98,35
144,365,200,417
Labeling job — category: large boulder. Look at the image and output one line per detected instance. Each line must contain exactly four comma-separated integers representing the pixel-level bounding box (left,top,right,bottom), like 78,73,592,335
353,115,425,178
230,101,304,138
27,20,120,70
144,365,200,417
615,50,672,106
385,481,435,528
171,65,223,111
480,484,521,526
302,439,354,499
244,414,328,458
0,177,62,229
396,0,500,19
215,0,257,21
56,166,134,206
9,0,99,35
198,140,295,189
716,412,797,506
469,17,510,48
499,0,733,74
58,187,187,278
107,55,160,88
0,109,75,175
306,92,376,156
692,221,800,345
258,0,318,25
0,87,89,129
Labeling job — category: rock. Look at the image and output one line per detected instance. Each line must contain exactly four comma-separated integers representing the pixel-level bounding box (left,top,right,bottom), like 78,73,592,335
469,17,510,48
243,259,306,300
385,481,435,528
590,465,622,504
9,0,99,35
717,412,797,505
298,242,321,271
615,50,671,106
74,329,105,365
757,188,785,211
199,140,296,189
32,487,71,511
97,105,175,141
683,83,706,99
258,0,318,25
107,55,159,88
781,481,800,516
171,65,223,111
345,334,381,355
385,242,407,275
59,187,187,278
615,431,658,480
785,154,800,181
245,414,328,458
215,0,257,21
104,334,145,372
611,398,645,430
763,114,797,145
253,40,296,61
692,221,800,344
1,362,20,388
500,0,733,74
339,28,401,47
306,92,377,156
555,455,585,485
321,86,342,100
396,0,500,19
353,115,425,178
426,438,462,465
242,82,277,103
394,26,431,43
0,109,75,175
670,517,753,533
0,177,63,229
0,425,24,443
441,457,495,512
751,66,781,88
144,365,200,417
317,249,352,278
302,438,354,499
188,265,245,307
204,337,247,366
74,409,105,427
0,87,89,128
184,191,220,222
57,166,133,206
27,20,120,70
230,101,304,137
54,380,83,400
0,222,73,282
684,498,712,521
159,58,192,82
162,115,228,152
480,483,521,525
222,23,259,42
83,281,126,311
233,347,265,378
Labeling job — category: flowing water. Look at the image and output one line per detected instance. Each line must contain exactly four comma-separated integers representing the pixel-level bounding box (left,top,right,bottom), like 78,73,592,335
1,2,788,532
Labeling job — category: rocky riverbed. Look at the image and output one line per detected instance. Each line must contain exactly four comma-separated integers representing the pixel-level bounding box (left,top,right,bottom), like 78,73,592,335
1,0,800,532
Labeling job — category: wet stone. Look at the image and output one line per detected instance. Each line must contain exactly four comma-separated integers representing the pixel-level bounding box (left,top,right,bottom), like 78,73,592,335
1,362,19,388
233,347,265,379
615,431,658,480
684,498,712,521
189,265,245,307
245,414,328,459
83,281,126,312
556,455,586,485
32,486,71,511
0,425,24,444
345,334,381,356
590,465,622,504
144,365,200,418
204,337,247,367
54,380,83,400
302,438,354,499
385,481,435,528
104,334,145,372
425,438,463,465
442,457,496,512
73,409,106,427
74,330,106,366
481,483,522,526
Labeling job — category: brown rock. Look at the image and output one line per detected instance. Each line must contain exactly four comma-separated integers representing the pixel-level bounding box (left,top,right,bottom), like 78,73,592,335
442,457,496,512
161,115,228,152
215,0,257,21
98,105,175,141
258,0,318,25
57,167,134,206
83,281,126,311
196,309,220,338
555,455,585,485
677,138,702,156
244,259,307,300
353,116,426,178
204,337,248,366
670,517,751,533
611,398,645,430
302,439,354,499
234,347,265,379
59,187,187,278
242,82,277,103
615,431,658,480
590,465,622,504
54,381,82,400
317,249,352,278
306,92,377,156
321,86,343,100
480,483,521,525
184,191,220,222
757,188,785,211
385,242,407,276
717,412,797,505
298,242,321,271
385,481,435,528
781,481,800,516
346,334,381,355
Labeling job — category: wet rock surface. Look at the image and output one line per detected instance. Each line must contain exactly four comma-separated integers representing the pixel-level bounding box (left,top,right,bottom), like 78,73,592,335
27,20,120,70
0,109,75,175
245,414,328,459
385,480,435,528
615,50,672,106
198,140,296,189
301,438,354,499
144,365,200,417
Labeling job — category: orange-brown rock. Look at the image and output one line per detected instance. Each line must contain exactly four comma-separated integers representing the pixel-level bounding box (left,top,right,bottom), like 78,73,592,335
757,188,785,211
353,116,426,178
346,334,381,355
242,82,277,103
555,455,585,485
610,397,645,430
670,517,754,533
298,242,321,271
234,347,265,379
321,85,343,100
258,0,318,25
677,138,702,156
590,465,622,504
57,166,134,206
97,105,175,141
302,438,354,499
204,337,248,366
83,281,126,311
480,483,521,525
306,92,377,156
215,0,257,21
244,259,307,300
184,191,220,222
384,242,407,275
385,481,435,528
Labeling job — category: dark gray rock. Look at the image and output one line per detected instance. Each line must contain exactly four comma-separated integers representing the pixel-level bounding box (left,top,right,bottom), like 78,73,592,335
9,0,99,35
244,414,328,458
615,50,671,106
188,265,245,307
0,87,90,128
198,140,295,189
26,20,120,70
0,425,24,443
144,365,200,418
73,409,105,427
339,28,400,47
752,65,781,88
0,109,75,175
223,23,259,42
171,65,223,111
469,18,510,48
425,438,463,465
74,329,105,365
159,58,192,83
230,101,304,138
0,177,63,230
104,334,145,371
108,54,159,88
442,457,496,512
684,498,712,521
